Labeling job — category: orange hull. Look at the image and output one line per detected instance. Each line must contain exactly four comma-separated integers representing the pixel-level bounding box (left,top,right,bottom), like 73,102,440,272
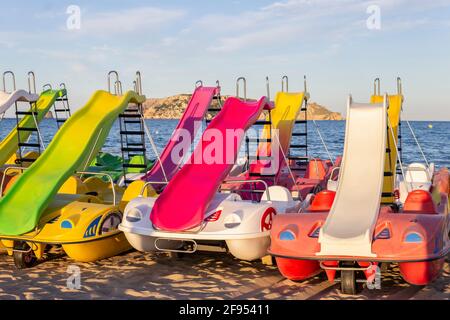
269,168,450,285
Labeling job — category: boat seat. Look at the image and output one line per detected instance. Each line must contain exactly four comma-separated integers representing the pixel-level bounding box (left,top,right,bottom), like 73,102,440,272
305,159,328,180
398,163,434,203
308,190,336,212
327,167,340,192
403,190,437,214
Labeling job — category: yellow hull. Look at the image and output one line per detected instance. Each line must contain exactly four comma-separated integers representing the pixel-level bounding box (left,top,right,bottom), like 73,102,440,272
62,232,131,262
0,180,155,264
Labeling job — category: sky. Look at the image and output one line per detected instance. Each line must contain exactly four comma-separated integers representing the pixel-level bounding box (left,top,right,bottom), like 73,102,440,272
0,0,449,120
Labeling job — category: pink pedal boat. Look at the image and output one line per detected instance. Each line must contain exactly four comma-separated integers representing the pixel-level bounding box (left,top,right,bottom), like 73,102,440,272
269,87,449,294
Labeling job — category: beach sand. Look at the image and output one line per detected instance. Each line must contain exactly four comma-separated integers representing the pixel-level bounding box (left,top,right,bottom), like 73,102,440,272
0,250,448,300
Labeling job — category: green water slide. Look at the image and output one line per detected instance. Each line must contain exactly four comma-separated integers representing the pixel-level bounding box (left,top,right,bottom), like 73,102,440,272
0,89,66,167
0,90,145,236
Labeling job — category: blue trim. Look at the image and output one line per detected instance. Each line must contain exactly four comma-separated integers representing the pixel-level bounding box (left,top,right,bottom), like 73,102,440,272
376,228,391,240
310,227,321,238
405,232,423,243
279,230,295,241
61,220,73,229
84,216,102,238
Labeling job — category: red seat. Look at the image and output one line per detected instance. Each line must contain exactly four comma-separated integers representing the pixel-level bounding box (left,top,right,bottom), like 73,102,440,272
305,160,327,180
308,190,336,212
403,190,437,214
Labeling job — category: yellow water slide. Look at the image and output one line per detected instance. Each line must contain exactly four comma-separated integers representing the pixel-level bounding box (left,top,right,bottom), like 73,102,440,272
371,79,403,204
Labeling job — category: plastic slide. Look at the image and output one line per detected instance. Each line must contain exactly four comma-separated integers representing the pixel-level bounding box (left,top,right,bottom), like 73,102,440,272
371,94,403,204
317,97,387,257
249,92,305,176
0,90,145,236
142,86,219,187
0,89,65,167
0,90,38,115
151,97,270,232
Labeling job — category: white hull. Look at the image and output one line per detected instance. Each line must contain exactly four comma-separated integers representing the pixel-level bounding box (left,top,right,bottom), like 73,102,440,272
120,186,298,261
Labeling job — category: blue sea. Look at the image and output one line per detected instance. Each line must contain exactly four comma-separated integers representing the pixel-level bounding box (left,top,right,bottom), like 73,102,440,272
0,119,449,169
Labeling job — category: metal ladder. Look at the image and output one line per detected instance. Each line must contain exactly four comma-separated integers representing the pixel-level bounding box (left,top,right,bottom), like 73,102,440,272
241,77,276,183
110,71,149,186
287,76,309,171
5,71,44,166
376,78,403,202
396,78,404,175
51,83,72,128
204,80,223,126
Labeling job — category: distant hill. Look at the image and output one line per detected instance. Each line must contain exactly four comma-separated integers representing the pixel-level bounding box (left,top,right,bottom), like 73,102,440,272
143,94,343,120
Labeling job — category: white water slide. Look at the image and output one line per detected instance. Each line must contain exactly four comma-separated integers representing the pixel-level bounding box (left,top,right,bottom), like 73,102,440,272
0,90,39,115
318,95,388,258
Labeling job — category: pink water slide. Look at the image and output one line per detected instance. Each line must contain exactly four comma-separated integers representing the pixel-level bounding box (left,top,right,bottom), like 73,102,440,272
151,97,271,232
142,86,219,189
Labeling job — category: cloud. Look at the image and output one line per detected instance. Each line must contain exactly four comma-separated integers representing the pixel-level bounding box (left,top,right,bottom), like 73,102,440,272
195,0,450,53
81,7,185,35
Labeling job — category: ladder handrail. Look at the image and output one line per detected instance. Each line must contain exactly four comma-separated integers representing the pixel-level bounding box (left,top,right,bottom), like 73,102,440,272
27,71,36,94
107,71,120,94
374,78,381,96
195,80,203,88
42,83,52,92
282,75,289,93
397,77,403,96
265,76,271,101
3,71,16,92
236,77,247,101
115,80,123,96
135,71,143,95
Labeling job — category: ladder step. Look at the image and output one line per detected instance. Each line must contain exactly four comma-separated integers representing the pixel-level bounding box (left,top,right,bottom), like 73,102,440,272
56,119,66,123
384,172,394,177
122,147,146,152
289,156,309,161
120,131,144,135
123,164,147,169
16,111,38,116
301,108,307,111
295,120,307,124
290,144,307,149
55,98,68,102
246,138,272,143
54,109,69,112
208,108,221,112
249,156,273,161
119,114,141,118
212,96,221,100
16,158,35,163
292,132,307,137
17,127,38,132
254,121,272,125
249,173,276,178
19,143,40,148
382,192,394,197
123,179,135,184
